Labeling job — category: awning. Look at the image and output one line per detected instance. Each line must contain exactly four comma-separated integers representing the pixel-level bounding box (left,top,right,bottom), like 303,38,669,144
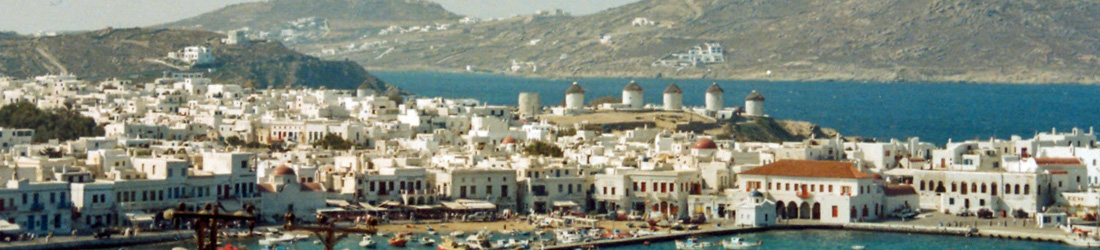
410,205,439,210
554,201,580,207
317,207,346,213
125,212,155,223
326,200,352,207
0,221,20,233
358,202,388,212
444,199,496,210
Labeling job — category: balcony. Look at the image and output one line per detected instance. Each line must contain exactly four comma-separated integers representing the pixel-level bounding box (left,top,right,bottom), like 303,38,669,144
30,202,44,211
797,190,811,199
57,201,71,209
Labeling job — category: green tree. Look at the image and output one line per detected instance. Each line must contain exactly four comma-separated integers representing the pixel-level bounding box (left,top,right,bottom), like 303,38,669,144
225,136,245,146
0,102,104,143
313,133,353,150
522,141,563,157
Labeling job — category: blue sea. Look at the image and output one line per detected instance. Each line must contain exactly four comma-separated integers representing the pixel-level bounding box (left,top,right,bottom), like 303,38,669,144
374,71,1100,145
107,229,1074,250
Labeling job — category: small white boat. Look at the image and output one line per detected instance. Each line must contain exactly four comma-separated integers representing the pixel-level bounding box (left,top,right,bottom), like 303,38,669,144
1066,235,1100,247
259,234,297,246
451,231,466,237
359,236,376,248
421,237,436,246
500,229,514,235
722,237,762,249
851,245,866,250
675,238,712,250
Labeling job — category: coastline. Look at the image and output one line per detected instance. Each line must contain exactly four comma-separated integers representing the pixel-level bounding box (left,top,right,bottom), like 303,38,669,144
9,217,1082,250
361,66,1099,86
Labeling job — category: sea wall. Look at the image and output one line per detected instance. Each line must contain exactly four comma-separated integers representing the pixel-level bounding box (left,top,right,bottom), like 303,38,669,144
0,231,194,250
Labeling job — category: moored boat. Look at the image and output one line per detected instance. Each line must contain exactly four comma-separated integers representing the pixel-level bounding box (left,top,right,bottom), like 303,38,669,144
675,238,712,250
438,237,469,250
390,233,410,247
722,237,762,249
359,236,376,248
422,236,437,246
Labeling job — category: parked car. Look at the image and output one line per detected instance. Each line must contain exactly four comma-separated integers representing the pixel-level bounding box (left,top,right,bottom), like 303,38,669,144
977,209,994,219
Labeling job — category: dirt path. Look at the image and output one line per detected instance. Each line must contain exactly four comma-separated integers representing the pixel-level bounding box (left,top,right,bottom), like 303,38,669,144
36,46,68,74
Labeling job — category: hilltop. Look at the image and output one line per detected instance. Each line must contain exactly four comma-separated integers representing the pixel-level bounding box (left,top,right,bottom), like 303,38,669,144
321,0,1100,84
0,28,391,91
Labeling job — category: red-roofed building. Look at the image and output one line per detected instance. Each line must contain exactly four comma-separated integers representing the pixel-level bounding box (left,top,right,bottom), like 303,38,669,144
737,160,884,223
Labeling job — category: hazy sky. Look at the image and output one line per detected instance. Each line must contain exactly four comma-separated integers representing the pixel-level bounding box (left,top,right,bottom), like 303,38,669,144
0,0,639,34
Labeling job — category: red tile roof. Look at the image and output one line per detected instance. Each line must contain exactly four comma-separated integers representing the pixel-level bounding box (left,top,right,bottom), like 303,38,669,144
883,185,917,196
739,160,872,179
257,184,276,193
1035,158,1082,165
302,182,324,192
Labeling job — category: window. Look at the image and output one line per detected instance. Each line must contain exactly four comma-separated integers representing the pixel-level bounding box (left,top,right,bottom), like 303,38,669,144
611,187,616,195
949,198,955,205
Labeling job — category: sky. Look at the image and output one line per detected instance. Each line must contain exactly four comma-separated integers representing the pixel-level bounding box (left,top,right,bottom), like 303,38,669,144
0,0,639,34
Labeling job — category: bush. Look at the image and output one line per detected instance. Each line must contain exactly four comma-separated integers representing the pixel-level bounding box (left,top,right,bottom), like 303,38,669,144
523,140,563,157
0,102,104,143
313,133,353,150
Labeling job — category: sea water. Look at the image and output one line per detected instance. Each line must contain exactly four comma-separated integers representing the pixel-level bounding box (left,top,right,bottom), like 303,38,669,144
374,71,1100,145
103,229,1074,250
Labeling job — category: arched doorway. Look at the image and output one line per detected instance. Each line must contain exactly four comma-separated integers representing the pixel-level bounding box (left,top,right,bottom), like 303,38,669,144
799,202,811,219
812,202,821,219
786,203,799,219
776,201,786,219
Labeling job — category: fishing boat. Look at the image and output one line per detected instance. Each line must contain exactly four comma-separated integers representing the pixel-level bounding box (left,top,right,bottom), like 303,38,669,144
389,233,410,247
465,231,495,250
359,236,376,248
721,237,762,249
438,237,469,250
554,229,585,244
674,238,712,250
451,231,466,237
421,237,437,246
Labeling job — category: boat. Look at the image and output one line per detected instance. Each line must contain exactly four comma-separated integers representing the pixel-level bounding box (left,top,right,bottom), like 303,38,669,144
674,238,712,250
259,233,297,246
421,237,437,246
1065,236,1100,247
721,237,762,249
438,237,469,250
554,229,585,244
390,233,410,247
851,245,865,250
495,238,530,249
451,231,466,237
465,231,492,247
359,236,376,248
500,229,514,235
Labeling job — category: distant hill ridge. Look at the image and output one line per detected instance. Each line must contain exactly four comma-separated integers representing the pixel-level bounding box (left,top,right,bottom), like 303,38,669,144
159,0,461,32
324,0,1100,84
0,27,390,91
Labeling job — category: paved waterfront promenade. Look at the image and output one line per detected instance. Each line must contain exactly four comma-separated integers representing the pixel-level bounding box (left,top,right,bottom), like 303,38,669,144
0,230,193,250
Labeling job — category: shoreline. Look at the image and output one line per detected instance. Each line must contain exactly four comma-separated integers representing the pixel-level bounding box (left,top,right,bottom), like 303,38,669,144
4,216,1083,249
362,67,1100,86
546,222,1074,250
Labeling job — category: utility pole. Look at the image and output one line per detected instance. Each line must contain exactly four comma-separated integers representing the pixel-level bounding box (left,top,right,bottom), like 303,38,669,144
164,203,257,250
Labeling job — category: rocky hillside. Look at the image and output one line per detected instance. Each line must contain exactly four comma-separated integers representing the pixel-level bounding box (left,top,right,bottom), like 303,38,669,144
0,28,390,91
159,0,460,40
333,0,1100,84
